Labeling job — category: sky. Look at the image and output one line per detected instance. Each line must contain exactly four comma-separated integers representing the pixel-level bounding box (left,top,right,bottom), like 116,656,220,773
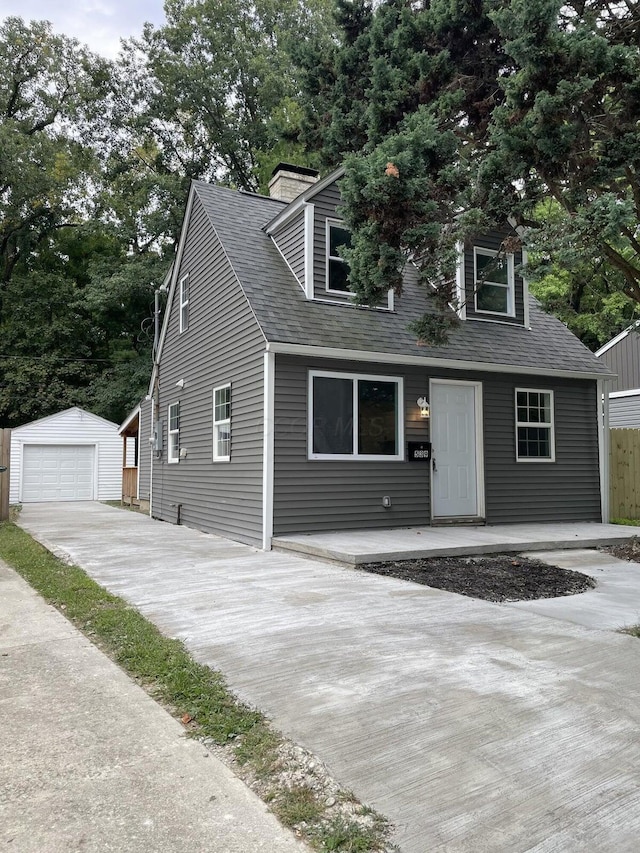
0,0,167,58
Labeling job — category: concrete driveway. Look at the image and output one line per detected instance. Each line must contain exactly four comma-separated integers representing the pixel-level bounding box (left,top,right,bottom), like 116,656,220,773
17,503,640,853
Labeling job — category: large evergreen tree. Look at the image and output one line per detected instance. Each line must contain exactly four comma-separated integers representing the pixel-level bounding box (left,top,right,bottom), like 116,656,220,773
301,0,640,346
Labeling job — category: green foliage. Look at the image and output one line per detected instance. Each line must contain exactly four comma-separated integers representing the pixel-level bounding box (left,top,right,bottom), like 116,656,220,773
0,521,262,743
0,17,111,286
273,785,326,827
301,0,640,343
523,199,639,349
0,520,395,851
340,107,463,302
0,5,336,427
483,1,640,303
124,0,335,192
317,816,392,852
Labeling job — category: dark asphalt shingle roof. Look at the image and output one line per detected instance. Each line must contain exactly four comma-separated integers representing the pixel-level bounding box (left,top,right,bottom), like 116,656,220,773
193,181,612,377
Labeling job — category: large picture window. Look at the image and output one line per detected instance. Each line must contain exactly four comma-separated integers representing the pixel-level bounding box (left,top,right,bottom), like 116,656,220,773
213,384,231,461
309,371,403,460
516,389,555,461
168,402,180,463
474,248,515,317
326,221,351,293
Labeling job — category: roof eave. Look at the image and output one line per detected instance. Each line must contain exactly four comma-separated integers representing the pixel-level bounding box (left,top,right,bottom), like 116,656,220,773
266,341,614,381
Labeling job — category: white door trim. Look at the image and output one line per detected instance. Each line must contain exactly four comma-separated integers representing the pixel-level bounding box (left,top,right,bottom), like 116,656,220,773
429,378,485,520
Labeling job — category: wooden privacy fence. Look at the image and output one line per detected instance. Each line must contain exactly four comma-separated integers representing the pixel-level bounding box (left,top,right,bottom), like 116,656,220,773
610,428,640,519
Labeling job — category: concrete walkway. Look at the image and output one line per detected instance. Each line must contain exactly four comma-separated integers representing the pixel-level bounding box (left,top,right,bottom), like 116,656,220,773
514,548,640,631
16,503,640,853
0,558,307,853
274,521,640,563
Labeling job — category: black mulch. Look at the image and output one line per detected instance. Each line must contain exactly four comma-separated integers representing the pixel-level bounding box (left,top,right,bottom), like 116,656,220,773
356,553,596,602
603,537,640,564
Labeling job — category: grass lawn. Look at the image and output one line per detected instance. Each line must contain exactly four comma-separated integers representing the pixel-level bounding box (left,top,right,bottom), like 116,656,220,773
0,520,394,853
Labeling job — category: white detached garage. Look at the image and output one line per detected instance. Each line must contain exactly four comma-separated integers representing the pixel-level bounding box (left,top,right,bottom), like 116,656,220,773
9,407,122,503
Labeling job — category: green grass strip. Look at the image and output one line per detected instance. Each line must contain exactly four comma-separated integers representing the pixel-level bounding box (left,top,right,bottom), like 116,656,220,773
0,521,262,742
0,520,395,852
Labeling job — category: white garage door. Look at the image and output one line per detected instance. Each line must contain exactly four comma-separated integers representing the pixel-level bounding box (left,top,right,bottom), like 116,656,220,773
22,445,95,502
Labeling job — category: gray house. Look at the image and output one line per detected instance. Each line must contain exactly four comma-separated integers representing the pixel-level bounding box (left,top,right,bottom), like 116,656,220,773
148,164,612,549
596,323,640,427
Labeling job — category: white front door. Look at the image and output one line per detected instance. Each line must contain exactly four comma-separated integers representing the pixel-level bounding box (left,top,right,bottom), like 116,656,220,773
430,381,482,519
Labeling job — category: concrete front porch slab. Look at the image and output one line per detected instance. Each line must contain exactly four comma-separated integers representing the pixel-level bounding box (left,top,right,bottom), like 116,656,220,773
273,521,640,564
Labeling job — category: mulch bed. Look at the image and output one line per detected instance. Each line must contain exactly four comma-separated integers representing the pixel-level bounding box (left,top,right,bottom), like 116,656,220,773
603,537,640,564
357,553,596,602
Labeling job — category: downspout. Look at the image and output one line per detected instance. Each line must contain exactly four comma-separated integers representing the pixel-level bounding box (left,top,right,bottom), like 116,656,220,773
149,288,162,518
597,378,610,523
262,351,275,550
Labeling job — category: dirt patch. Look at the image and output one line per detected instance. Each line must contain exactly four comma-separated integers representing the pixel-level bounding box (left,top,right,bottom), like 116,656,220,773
603,537,640,564
357,553,596,602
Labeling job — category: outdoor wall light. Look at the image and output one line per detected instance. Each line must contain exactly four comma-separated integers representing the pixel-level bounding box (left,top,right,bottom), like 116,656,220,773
417,397,430,419
175,379,185,389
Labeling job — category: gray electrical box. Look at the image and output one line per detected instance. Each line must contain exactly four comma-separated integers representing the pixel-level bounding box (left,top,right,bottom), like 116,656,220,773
153,420,163,453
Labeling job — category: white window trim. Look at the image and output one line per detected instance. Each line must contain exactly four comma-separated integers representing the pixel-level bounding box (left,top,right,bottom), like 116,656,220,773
455,240,466,320
213,383,231,462
308,370,404,461
325,219,351,296
304,203,314,298
168,402,180,464
515,388,556,462
179,273,189,333
474,247,515,318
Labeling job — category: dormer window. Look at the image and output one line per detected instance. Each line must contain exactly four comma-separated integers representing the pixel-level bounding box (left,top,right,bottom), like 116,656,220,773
474,248,514,317
326,220,351,293
179,273,190,333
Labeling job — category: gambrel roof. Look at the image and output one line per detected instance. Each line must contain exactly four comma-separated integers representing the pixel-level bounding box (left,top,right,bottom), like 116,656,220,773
158,177,613,380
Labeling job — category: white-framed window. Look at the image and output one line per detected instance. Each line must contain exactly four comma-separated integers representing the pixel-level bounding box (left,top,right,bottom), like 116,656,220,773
213,384,231,462
308,370,404,460
474,247,515,317
515,389,555,461
168,402,180,463
179,273,190,333
326,220,351,294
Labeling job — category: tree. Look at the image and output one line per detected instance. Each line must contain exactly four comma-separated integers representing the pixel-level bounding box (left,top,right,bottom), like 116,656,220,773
301,0,640,345
121,0,336,194
523,200,639,350
0,17,111,292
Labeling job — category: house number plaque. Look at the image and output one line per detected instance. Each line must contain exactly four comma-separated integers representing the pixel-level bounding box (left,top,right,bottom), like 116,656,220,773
407,442,432,462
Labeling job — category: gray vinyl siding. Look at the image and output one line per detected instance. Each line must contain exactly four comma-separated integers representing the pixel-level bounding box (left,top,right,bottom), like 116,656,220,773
138,397,152,502
273,356,601,534
312,182,347,301
610,394,640,428
152,195,266,546
272,211,305,287
599,330,640,392
273,356,430,533
463,231,526,326
483,376,600,523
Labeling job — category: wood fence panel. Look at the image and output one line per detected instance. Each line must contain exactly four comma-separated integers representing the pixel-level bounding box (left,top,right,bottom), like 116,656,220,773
122,467,138,501
610,428,640,519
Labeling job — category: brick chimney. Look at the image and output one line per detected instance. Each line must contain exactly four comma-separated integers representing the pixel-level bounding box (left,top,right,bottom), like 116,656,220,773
268,162,320,203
